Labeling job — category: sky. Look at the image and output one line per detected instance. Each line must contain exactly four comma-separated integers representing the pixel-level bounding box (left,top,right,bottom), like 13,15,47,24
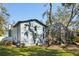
3,3,59,24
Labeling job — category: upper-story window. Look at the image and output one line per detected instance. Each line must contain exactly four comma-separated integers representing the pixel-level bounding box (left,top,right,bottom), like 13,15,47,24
24,24,29,26
24,24,29,31
34,26,37,31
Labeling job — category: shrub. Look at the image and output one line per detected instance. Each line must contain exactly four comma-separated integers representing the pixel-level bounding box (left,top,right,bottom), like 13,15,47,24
68,35,75,44
0,41,2,45
2,40,13,46
75,36,79,42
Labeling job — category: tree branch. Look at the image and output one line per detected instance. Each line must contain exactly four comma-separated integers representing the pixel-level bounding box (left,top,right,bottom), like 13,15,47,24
66,4,75,27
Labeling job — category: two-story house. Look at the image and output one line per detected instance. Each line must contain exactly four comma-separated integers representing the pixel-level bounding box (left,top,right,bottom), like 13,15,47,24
11,19,47,46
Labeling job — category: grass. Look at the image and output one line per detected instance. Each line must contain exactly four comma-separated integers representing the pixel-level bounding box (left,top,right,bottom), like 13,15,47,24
0,45,78,56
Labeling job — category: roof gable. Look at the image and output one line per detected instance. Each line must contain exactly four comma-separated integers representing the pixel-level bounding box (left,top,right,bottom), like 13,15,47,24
13,19,47,27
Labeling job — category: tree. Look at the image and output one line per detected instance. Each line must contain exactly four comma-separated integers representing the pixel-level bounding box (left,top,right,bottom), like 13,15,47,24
73,20,79,32
62,3,79,27
0,4,9,36
43,3,53,26
54,3,79,44
55,3,79,28
42,3,54,46
55,6,70,26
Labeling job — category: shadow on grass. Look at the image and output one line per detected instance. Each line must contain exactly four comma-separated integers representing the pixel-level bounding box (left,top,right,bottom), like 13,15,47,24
0,46,26,56
63,48,79,56
19,47,74,56
0,46,75,56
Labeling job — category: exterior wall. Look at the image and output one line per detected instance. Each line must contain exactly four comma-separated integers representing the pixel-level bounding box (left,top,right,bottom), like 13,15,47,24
11,27,17,38
20,22,29,43
19,21,45,46
31,21,43,35
17,24,21,42
11,24,21,43
30,21,45,45
11,21,46,46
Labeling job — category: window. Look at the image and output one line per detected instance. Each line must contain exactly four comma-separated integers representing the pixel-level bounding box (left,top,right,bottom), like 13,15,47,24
34,26,37,31
24,24,29,26
24,24,29,31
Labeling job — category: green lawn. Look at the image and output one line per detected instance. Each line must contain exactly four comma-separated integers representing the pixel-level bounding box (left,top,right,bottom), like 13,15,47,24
0,45,79,56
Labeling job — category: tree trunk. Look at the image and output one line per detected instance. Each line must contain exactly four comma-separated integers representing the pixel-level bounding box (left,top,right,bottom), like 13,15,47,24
49,3,52,25
47,3,53,46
